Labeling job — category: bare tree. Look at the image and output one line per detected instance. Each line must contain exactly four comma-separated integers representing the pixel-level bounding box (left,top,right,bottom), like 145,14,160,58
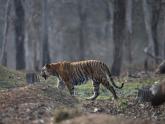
78,0,86,59
143,0,162,66
24,1,33,71
0,0,11,66
111,0,126,76
24,0,42,72
125,0,133,75
164,41,165,59
41,0,50,65
34,1,42,71
151,0,162,64
14,0,25,69
161,6,165,59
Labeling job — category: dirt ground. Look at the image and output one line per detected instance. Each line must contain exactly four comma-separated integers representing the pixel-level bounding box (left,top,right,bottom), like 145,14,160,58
0,82,165,124
60,114,163,124
0,84,78,124
82,99,165,121
0,65,165,124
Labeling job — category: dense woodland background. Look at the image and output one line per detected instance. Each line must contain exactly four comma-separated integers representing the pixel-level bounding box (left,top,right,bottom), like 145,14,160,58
0,0,165,75
1,1,165,123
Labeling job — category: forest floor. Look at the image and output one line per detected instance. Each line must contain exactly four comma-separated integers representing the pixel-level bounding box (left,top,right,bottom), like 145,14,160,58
0,65,165,124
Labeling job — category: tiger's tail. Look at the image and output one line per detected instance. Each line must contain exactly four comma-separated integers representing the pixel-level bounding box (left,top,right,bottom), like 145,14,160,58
104,64,124,89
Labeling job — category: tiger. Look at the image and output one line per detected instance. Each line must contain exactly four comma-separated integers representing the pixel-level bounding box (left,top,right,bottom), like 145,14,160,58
41,60,124,100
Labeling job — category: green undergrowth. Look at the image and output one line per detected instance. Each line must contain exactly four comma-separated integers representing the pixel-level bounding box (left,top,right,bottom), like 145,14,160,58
29,74,165,109
0,64,164,105
0,65,59,90
0,65,26,89
43,74,164,102
75,75,163,101
116,75,164,109
75,81,138,100
75,81,112,100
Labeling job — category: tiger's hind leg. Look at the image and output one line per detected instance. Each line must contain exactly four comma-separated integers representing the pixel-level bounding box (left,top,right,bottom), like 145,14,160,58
86,81,100,100
102,81,118,100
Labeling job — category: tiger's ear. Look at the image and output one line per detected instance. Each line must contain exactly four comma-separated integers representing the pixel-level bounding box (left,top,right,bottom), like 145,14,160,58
46,64,51,69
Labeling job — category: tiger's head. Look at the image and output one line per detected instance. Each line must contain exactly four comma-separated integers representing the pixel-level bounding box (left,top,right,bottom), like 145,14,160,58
41,64,51,80
41,64,58,80
41,63,61,80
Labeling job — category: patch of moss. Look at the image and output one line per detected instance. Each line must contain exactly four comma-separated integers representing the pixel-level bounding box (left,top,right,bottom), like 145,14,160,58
0,65,26,89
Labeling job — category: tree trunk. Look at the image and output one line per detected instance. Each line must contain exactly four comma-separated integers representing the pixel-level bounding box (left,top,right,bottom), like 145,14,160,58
125,0,133,75
24,0,42,71
151,0,161,64
142,0,154,53
142,0,161,65
14,0,25,69
26,72,40,84
78,0,86,60
142,0,153,71
24,30,35,71
164,41,165,59
41,0,50,65
111,0,125,76
0,0,11,66
24,1,35,72
163,10,165,59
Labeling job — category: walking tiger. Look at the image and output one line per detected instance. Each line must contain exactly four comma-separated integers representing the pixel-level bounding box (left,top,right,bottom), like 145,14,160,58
41,60,124,100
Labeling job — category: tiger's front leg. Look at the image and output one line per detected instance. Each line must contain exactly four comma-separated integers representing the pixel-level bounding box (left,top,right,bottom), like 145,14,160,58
65,81,75,96
87,81,100,100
